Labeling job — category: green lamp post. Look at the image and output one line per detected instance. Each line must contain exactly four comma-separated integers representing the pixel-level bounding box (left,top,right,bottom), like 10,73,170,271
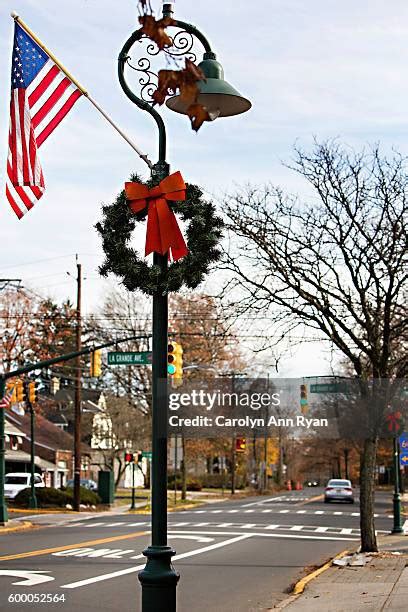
118,3,250,610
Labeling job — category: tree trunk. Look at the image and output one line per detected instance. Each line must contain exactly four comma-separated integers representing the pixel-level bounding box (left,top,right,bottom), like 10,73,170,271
360,437,378,552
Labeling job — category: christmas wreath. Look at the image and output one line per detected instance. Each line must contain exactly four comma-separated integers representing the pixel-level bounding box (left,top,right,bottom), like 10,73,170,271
96,172,224,295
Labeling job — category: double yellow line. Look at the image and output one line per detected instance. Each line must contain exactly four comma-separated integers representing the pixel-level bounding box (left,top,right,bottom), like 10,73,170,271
0,530,148,562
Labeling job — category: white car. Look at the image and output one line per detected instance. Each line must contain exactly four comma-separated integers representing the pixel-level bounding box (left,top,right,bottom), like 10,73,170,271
4,472,45,500
324,478,354,504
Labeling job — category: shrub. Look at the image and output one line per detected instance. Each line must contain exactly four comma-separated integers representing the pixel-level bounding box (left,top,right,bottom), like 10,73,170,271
199,473,246,489
14,486,100,508
14,487,69,508
167,474,202,491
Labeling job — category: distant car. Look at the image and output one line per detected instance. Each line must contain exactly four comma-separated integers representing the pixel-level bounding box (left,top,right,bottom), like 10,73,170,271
4,472,45,500
66,479,98,492
306,480,319,487
324,479,354,503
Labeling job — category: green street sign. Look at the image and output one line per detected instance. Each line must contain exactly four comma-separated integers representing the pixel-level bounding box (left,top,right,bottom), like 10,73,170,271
107,351,152,365
142,451,152,459
310,382,348,394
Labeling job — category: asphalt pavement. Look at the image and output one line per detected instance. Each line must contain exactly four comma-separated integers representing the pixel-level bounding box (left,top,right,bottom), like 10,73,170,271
0,488,400,611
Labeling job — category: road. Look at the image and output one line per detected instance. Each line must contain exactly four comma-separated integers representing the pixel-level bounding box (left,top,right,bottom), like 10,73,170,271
0,489,397,611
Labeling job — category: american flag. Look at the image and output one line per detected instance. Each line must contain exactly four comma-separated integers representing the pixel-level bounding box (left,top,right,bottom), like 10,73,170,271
6,23,82,218
0,387,14,410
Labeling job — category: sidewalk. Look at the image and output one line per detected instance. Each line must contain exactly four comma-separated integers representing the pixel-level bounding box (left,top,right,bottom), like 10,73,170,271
279,537,408,611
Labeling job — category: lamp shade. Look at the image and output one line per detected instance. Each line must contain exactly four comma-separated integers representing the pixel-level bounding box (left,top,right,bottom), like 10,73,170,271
166,58,251,118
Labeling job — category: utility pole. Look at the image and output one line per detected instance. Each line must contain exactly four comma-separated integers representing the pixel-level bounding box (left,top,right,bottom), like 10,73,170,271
73,258,82,512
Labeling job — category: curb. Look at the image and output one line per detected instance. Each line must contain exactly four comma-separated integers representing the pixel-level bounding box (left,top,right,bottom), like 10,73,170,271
0,521,34,534
127,502,203,515
293,549,350,595
272,548,350,610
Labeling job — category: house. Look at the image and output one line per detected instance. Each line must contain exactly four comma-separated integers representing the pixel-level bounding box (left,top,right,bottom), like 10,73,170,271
5,407,94,488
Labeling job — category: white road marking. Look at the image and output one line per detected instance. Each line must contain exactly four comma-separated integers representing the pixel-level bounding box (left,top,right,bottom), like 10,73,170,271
290,526,303,531
241,496,282,507
340,528,353,534
168,534,214,543
170,522,189,527
296,510,306,514
211,510,223,514
265,525,279,530
240,523,256,528
128,522,148,527
0,570,54,586
333,512,343,515
61,534,252,589
104,522,125,527
314,511,324,515
217,523,233,527
228,510,238,513
85,522,106,528
261,509,272,513
279,510,289,514
315,527,328,533
193,522,209,526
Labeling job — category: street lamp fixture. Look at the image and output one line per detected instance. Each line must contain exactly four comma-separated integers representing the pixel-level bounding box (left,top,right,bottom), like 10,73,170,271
166,57,252,119
118,4,250,611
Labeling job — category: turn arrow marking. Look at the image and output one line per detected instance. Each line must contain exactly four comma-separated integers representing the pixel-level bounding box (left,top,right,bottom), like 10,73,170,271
167,534,214,543
0,570,54,586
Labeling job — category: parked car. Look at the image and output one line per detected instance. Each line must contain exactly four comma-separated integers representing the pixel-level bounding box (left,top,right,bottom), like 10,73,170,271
66,478,98,492
324,478,354,503
4,472,45,500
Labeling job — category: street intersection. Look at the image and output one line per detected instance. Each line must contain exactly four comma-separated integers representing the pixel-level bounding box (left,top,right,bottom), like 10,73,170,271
0,489,398,611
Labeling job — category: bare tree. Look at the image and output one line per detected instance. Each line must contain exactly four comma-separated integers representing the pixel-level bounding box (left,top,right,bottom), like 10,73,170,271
221,141,407,552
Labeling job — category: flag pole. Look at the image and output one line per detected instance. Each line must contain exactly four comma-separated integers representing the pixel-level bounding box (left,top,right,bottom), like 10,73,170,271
10,11,153,169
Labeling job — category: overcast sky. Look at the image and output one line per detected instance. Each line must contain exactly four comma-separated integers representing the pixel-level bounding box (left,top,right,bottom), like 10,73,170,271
1,1,408,376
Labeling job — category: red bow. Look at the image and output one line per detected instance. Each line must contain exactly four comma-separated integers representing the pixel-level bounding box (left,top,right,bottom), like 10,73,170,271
125,171,188,262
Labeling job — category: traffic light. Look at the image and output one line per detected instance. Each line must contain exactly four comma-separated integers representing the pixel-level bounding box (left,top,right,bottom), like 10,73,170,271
168,341,183,382
300,383,308,414
15,379,25,403
168,341,183,376
236,437,246,453
25,381,39,404
90,349,102,377
124,452,134,463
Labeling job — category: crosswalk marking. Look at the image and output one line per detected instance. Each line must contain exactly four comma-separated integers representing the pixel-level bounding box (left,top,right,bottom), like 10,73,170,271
261,509,272,513
244,509,255,513
296,510,306,514
314,511,324,515
59,519,390,537
279,510,290,514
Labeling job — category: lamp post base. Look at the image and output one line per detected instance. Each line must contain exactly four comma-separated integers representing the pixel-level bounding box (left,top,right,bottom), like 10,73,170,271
392,493,403,534
139,546,179,612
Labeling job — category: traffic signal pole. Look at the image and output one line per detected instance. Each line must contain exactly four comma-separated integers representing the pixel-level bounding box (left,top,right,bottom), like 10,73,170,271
74,260,82,512
392,436,403,534
26,393,38,509
0,334,149,524
0,377,8,525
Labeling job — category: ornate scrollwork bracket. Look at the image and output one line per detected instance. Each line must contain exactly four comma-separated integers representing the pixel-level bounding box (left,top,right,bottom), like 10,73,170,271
118,13,215,163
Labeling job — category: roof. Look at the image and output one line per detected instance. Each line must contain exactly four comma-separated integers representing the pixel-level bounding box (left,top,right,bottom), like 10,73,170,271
54,388,104,404
5,451,58,470
5,409,92,455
